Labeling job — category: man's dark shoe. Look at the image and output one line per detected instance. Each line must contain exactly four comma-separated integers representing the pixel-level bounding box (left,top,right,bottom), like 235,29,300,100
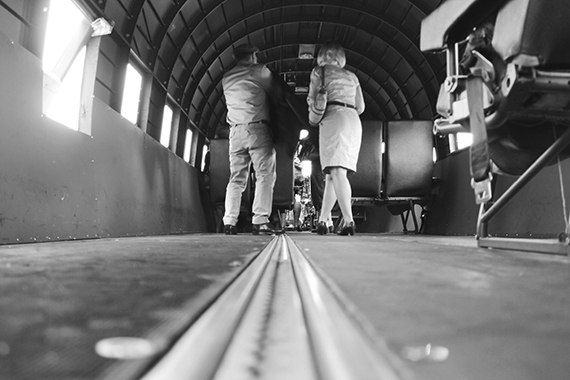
252,223,276,235
224,224,237,235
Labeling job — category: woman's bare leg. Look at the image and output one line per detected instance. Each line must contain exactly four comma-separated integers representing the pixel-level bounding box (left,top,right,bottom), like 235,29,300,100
329,167,353,225
318,174,337,223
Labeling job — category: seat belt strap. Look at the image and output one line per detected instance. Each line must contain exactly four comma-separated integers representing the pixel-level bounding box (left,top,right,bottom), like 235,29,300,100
467,75,493,204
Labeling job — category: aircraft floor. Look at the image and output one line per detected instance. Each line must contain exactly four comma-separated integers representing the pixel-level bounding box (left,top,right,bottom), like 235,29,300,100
292,232,570,380
1,233,568,380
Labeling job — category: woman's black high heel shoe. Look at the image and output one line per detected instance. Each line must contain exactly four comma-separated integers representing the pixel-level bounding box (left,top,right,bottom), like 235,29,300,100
316,221,328,235
337,221,355,236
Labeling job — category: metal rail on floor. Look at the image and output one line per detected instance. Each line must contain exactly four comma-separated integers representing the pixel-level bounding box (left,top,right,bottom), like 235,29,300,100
139,234,405,380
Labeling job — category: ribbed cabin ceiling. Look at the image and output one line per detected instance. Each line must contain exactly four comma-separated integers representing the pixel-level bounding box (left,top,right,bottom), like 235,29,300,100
98,0,445,138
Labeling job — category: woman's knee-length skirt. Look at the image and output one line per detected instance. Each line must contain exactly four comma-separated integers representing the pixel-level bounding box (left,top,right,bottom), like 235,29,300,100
318,107,362,173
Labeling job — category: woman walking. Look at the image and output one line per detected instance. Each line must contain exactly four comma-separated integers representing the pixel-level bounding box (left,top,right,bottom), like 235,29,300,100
307,42,365,235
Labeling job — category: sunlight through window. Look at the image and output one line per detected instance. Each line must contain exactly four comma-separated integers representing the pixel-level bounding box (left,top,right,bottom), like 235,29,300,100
121,64,143,124
42,0,89,131
45,47,86,130
456,132,473,150
184,129,194,162
43,1,86,73
201,144,208,170
301,160,312,177
160,105,173,148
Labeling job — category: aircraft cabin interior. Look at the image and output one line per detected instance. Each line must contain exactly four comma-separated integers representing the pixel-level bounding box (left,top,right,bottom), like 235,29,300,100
1,0,569,379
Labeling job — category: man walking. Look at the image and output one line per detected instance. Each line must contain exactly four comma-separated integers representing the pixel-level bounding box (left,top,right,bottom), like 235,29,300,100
222,44,281,235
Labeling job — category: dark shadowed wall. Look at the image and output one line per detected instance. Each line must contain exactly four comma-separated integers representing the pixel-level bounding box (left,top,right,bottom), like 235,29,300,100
0,33,206,244
425,148,570,238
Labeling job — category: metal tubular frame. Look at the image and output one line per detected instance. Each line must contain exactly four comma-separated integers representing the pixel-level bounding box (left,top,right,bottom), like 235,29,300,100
477,126,570,256
399,199,421,234
352,197,428,234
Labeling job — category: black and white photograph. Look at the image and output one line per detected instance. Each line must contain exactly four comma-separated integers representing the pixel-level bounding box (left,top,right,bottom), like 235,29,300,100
1,0,569,379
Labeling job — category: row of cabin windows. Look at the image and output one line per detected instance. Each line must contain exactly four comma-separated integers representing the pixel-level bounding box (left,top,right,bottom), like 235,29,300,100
38,0,201,167
13,0,470,167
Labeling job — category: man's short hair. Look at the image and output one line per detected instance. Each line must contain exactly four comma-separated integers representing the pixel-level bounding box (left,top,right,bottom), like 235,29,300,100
317,42,346,68
233,44,259,61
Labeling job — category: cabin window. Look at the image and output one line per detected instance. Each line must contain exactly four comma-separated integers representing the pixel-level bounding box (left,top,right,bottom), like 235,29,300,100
456,132,473,149
200,144,208,171
160,104,173,148
184,129,194,162
41,0,90,132
120,63,143,125
43,46,86,131
449,132,473,153
301,160,312,177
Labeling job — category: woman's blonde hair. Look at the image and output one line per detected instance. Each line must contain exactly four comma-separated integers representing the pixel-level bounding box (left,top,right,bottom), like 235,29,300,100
316,42,346,68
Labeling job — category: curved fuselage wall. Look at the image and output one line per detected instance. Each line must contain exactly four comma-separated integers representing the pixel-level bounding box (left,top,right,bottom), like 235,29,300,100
0,33,206,244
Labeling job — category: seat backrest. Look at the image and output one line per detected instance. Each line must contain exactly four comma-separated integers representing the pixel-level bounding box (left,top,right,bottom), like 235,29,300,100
268,80,306,209
421,0,503,51
272,140,294,209
209,139,231,204
420,0,480,51
384,120,434,197
493,0,570,66
349,120,383,197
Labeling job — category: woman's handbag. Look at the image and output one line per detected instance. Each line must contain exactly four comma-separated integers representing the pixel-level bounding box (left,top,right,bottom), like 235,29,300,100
308,66,327,126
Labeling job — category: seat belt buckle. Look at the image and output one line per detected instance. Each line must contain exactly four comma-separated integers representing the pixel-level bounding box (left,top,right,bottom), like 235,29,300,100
471,173,493,204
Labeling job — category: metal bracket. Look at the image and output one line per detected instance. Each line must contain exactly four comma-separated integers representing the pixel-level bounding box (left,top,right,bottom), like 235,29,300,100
470,50,495,83
471,173,493,204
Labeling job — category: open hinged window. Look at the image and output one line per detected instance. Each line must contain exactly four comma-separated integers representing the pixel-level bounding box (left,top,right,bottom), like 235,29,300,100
42,0,112,134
